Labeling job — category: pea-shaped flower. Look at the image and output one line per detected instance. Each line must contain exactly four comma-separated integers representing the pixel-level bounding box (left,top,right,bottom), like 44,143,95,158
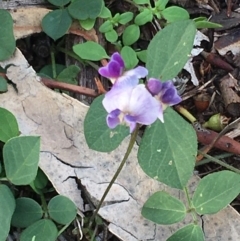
147,78,182,122
102,82,160,133
99,52,148,85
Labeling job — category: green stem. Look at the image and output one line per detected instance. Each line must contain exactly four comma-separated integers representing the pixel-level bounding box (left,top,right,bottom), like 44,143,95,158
57,221,72,236
89,125,140,228
40,193,48,218
198,151,240,174
184,187,197,223
50,49,57,79
195,153,233,167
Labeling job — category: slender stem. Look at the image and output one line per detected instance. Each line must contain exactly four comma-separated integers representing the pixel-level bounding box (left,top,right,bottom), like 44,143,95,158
50,49,56,79
174,105,197,123
184,187,197,223
198,151,240,174
195,153,233,167
89,125,140,228
57,221,72,236
40,193,48,218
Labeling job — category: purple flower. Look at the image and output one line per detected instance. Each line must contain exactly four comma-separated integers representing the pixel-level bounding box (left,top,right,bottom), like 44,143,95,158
98,52,148,85
147,78,182,122
103,84,160,133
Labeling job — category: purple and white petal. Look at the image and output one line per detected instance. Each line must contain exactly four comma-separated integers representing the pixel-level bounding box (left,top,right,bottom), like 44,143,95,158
147,78,163,95
112,52,125,69
102,86,133,113
125,66,148,79
106,109,121,129
99,60,122,78
161,87,181,105
124,115,137,133
127,85,159,125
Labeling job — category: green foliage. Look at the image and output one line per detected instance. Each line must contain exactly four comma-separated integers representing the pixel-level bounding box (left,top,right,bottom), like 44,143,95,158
167,224,205,241
30,168,49,194
47,0,70,7
57,65,80,85
0,107,19,142
138,108,197,189
146,20,196,80
39,64,66,78
3,136,40,185
192,171,240,215
48,195,77,225
0,10,16,61
161,6,189,23
118,12,134,25
0,76,8,93
142,191,186,224
121,46,138,69
134,8,153,26
0,184,16,241
122,24,140,46
11,198,43,228
79,18,96,30
84,95,129,152
42,9,72,41
194,17,222,29
73,41,109,60
105,29,118,43
68,0,103,20
20,219,58,241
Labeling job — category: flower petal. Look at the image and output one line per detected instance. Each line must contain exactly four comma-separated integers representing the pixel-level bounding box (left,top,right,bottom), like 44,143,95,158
112,52,125,69
99,60,122,78
147,78,163,95
125,66,148,79
106,109,121,129
161,81,182,105
124,115,137,133
127,85,159,125
102,86,133,113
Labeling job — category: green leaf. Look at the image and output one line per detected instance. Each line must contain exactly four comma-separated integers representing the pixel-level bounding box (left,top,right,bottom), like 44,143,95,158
73,41,109,61
11,198,43,228
99,20,113,33
3,136,40,185
122,24,140,46
142,191,186,224
121,46,138,69
20,219,58,241
79,18,96,30
161,6,190,23
39,64,66,78
133,0,150,4
146,20,196,80
47,0,70,7
42,9,72,41
0,76,8,93
192,170,240,215
30,168,48,194
136,50,147,63
155,0,169,10
99,6,112,19
57,65,80,84
48,195,77,225
167,224,204,241
134,9,153,26
0,184,16,241
68,0,103,20
105,30,118,43
0,107,19,143
118,12,134,25
0,10,16,61
194,20,222,29
84,95,129,152
138,108,197,189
